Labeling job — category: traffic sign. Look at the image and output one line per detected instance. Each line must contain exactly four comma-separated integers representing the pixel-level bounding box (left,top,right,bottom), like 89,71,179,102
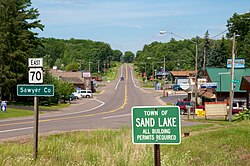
131,106,181,144
28,58,43,68
17,84,54,96
231,79,240,83
29,68,43,84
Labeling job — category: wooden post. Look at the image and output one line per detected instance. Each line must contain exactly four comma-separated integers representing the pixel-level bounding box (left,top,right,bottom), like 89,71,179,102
154,144,161,166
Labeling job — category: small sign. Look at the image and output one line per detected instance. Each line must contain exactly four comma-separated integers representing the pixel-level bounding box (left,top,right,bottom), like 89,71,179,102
201,82,217,89
231,80,240,83
28,58,43,68
29,68,43,84
195,109,205,116
131,106,181,144
82,71,91,78
180,84,189,90
17,84,54,96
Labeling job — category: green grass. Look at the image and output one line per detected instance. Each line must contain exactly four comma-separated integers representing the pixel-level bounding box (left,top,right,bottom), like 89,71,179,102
0,108,34,119
40,103,70,110
0,121,249,165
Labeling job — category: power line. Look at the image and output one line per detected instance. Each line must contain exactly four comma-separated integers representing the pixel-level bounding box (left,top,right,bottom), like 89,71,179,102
211,29,228,39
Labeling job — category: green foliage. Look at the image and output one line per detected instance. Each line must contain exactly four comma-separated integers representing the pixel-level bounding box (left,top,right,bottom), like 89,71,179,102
227,12,250,66
65,61,79,71
235,108,250,121
34,38,120,73
56,80,75,103
0,0,44,100
123,51,135,63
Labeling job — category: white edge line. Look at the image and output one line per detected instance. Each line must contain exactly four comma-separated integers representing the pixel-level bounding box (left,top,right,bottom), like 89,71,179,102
130,66,139,88
43,98,105,117
102,113,131,119
115,65,123,90
0,127,33,133
0,99,106,123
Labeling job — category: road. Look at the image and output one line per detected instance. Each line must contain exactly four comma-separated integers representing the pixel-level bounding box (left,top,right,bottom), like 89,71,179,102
0,64,199,140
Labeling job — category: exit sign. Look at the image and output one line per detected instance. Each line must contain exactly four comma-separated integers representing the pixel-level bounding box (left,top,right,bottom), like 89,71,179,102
131,106,181,144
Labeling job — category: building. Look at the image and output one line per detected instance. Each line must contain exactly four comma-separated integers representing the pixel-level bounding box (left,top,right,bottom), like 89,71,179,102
205,67,250,104
50,69,85,89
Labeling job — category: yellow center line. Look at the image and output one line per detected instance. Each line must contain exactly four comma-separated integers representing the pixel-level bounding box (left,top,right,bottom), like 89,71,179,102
0,65,128,127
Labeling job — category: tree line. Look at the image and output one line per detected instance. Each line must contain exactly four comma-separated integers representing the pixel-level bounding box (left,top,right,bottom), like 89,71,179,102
0,0,249,103
134,12,250,79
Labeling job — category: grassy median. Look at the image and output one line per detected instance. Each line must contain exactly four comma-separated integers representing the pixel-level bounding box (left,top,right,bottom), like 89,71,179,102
0,120,249,165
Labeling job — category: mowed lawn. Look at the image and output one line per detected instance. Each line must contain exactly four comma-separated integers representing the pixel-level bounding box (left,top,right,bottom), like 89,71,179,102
0,103,70,120
0,120,249,166
0,108,34,119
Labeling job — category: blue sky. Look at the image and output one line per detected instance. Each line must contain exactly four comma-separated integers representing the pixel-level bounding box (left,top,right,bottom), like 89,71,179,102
32,0,250,53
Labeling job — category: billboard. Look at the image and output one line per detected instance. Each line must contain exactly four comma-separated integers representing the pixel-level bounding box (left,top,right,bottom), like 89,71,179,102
227,58,245,68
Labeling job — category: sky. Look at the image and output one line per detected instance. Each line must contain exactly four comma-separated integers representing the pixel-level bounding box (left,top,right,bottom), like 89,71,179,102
32,0,250,53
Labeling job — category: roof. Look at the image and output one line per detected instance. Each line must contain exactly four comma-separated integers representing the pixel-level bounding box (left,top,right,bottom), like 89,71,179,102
50,69,84,81
170,70,195,77
240,76,250,91
199,90,216,99
60,77,84,84
206,68,250,92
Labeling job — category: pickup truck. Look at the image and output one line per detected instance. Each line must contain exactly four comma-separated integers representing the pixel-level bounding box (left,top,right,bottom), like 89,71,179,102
176,100,205,115
227,102,244,114
176,100,194,115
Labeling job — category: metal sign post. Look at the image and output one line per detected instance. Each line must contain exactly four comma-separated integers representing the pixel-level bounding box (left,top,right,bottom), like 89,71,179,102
16,58,55,160
33,96,39,160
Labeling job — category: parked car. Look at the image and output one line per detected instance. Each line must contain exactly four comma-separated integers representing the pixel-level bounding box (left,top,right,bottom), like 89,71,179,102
176,100,194,115
79,89,93,98
173,84,182,91
72,92,82,99
68,94,77,101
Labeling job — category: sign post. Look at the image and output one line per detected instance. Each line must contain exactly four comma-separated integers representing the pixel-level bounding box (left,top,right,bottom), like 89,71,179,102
17,58,54,160
28,58,44,160
131,106,181,165
33,96,39,159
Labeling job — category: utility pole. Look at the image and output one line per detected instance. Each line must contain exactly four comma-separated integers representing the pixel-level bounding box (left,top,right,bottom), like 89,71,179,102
76,59,84,71
194,36,199,108
203,46,206,71
88,61,92,72
98,60,100,73
229,32,236,122
163,57,166,97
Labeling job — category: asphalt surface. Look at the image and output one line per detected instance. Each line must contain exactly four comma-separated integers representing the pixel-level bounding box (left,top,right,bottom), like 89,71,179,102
0,64,201,140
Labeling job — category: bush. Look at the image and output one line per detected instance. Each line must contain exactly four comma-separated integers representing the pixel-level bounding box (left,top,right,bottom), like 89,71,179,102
235,108,250,121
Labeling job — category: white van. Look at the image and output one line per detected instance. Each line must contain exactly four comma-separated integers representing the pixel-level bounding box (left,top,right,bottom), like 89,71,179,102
79,90,93,98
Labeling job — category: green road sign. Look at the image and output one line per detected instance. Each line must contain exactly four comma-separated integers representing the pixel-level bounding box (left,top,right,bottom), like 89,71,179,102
230,79,240,83
17,84,54,96
131,106,181,144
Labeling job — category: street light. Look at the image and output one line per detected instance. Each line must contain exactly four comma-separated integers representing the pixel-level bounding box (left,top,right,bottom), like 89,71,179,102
160,30,199,108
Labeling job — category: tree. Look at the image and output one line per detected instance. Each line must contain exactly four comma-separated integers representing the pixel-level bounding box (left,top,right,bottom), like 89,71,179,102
112,50,123,62
56,80,75,103
0,0,44,100
227,12,250,65
65,61,79,71
123,51,135,63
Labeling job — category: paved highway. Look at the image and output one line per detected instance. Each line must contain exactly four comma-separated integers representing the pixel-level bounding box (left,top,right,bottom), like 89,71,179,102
0,64,199,140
